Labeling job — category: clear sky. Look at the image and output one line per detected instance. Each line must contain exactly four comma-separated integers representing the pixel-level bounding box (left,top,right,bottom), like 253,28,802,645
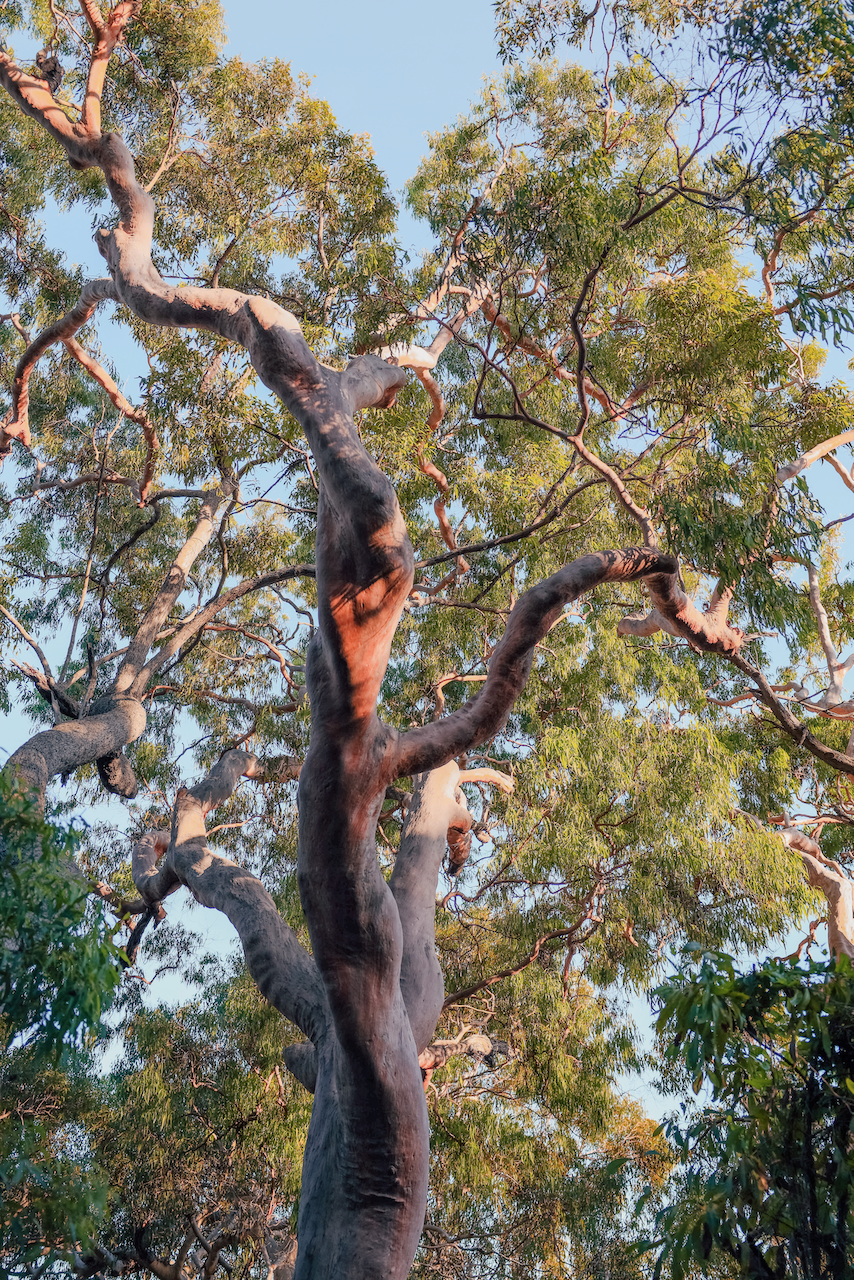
221,0,501,217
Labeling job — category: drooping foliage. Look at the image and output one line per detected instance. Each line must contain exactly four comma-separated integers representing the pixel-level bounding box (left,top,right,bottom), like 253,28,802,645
0,783,120,1272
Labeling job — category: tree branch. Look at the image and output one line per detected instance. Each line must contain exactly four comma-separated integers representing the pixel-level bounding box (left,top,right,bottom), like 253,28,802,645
4,691,145,806
63,334,159,502
774,821,854,959
132,752,328,1043
113,488,225,694
389,764,471,1053
730,652,854,776
131,563,315,693
775,426,854,487
618,574,744,655
0,277,116,456
394,548,676,776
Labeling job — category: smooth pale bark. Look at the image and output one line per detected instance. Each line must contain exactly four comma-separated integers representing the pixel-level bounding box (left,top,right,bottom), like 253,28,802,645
113,488,224,694
778,825,854,960
3,488,225,808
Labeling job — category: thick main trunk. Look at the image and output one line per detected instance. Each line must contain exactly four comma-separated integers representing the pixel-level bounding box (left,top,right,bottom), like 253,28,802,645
295,1022,428,1280
290,765,477,1278
294,705,429,1280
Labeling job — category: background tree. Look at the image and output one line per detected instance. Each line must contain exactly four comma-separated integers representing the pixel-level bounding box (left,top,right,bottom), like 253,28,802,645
649,949,854,1279
0,782,120,1271
0,0,853,1275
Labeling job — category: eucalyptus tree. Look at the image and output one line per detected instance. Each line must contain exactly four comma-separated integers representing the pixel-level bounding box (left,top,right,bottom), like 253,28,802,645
1,0,854,1277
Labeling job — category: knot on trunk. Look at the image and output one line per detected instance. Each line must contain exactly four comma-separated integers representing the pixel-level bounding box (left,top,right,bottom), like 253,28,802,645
96,748,139,798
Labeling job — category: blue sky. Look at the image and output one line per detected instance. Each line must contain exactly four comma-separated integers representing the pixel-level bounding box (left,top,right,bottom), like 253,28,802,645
221,0,501,217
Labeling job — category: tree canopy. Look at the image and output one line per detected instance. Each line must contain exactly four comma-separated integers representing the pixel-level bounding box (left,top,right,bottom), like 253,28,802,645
1,0,854,1275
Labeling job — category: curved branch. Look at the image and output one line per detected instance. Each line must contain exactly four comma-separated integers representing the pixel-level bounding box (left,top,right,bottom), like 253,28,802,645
63,334,159,502
730,653,854,777
443,927,584,1009
618,575,744,655
113,488,224,694
775,823,854,959
79,0,141,135
132,563,316,693
377,174,508,370
4,691,145,807
572,429,658,548
0,277,116,456
3,484,261,801
134,752,328,1043
0,39,410,728
776,425,854,486
805,563,854,708
131,827,177,903
415,443,470,575
1,605,56,681
394,547,676,776
472,359,657,547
